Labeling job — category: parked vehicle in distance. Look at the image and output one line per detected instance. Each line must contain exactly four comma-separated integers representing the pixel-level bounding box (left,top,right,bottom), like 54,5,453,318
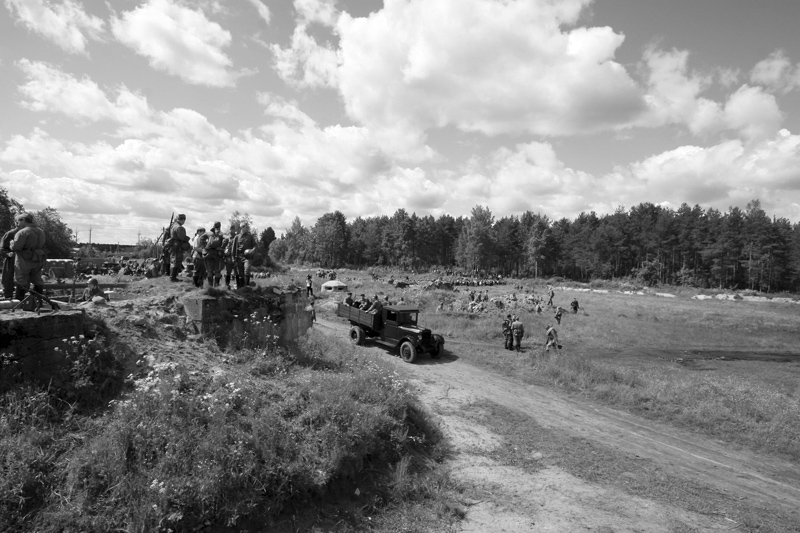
336,303,444,363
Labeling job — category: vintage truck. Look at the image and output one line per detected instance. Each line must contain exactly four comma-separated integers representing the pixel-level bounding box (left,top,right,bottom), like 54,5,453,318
336,303,444,363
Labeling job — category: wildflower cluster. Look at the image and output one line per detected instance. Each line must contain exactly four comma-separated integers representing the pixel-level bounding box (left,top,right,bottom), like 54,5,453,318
238,309,281,351
53,334,123,407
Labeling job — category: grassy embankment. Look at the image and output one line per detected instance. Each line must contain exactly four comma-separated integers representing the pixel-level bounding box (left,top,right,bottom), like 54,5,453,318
0,308,463,532
306,269,800,462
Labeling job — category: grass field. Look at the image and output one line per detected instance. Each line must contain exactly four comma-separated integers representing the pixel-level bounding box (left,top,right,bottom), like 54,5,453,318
303,269,800,462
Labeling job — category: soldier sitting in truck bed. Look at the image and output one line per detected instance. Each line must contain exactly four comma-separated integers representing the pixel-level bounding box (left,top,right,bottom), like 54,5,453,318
365,294,383,314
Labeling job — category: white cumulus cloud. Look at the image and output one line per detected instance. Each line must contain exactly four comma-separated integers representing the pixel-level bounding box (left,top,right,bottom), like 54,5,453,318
111,0,238,87
4,0,104,54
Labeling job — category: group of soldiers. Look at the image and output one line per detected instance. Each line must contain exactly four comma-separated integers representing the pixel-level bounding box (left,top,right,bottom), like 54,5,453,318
1,212,47,302
500,290,579,353
344,292,385,314
162,214,256,289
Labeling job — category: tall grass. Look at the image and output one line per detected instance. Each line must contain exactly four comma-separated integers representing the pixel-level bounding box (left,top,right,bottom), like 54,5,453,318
527,350,800,459
1,326,452,532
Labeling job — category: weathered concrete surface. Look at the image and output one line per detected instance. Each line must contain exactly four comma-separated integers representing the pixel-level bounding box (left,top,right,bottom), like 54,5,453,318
182,287,313,348
0,310,85,380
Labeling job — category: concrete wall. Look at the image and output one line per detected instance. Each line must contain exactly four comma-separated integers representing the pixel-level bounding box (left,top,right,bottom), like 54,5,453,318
182,287,313,349
0,310,85,381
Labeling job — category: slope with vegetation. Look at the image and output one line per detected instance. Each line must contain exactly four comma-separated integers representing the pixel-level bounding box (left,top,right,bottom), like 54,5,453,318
0,280,463,532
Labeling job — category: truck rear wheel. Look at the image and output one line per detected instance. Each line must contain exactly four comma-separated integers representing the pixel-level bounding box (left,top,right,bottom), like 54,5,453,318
400,341,417,363
349,326,365,345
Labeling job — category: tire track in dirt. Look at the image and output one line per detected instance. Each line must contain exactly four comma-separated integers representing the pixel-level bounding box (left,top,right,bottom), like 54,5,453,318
317,316,800,522
412,355,800,516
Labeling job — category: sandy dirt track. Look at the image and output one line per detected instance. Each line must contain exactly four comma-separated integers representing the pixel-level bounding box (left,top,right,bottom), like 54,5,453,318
317,316,800,531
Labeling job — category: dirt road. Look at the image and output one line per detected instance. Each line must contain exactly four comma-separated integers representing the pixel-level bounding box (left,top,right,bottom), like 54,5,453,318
316,316,800,532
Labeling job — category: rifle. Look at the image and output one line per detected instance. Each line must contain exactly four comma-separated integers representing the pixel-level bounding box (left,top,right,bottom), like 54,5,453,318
160,213,174,276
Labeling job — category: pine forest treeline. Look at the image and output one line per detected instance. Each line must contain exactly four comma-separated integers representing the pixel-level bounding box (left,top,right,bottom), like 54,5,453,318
269,200,800,293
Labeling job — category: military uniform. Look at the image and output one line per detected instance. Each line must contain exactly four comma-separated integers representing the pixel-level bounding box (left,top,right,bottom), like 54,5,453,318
168,215,189,281
222,229,236,288
502,315,513,350
571,299,579,314
233,229,256,288
511,317,524,352
554,307,564,325
191,228,208,288
1,228,18,298
545,325,560,352
204,223,224,287
10,215,46,301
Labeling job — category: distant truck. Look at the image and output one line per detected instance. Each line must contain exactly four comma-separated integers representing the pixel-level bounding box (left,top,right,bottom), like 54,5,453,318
336,303,444,363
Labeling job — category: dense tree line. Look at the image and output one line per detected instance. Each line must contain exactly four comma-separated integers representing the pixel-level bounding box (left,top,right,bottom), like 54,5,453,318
269,200,800,292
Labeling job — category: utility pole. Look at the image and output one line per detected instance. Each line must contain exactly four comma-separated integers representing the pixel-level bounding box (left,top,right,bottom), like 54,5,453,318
89,225,92,246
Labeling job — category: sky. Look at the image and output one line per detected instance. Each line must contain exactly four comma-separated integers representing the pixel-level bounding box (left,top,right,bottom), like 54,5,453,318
2,0,800,245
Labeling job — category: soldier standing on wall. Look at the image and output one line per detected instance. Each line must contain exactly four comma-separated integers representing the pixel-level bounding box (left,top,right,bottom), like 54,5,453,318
168,214,190,282
1,225,18,299
10,213,46,302
203,222,224,287
234,226,256,288
222,226,236,288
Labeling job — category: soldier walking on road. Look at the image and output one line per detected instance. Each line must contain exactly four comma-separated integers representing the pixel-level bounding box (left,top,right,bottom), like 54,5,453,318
511,315,524,352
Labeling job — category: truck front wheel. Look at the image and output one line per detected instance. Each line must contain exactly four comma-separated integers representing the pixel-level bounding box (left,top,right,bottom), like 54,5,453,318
400,341,417,363
430,335,444,358
349,326,365,345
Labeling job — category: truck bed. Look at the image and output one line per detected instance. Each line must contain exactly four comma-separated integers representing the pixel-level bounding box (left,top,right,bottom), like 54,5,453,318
336,303,380,331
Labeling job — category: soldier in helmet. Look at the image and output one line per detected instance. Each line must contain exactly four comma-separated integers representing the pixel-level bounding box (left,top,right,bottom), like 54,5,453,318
168,214,190,282
501,314,513,350
222,226,236,288
1,224,19,298
510,315,524,352
203,222,224,287
191,227,208,288
545,324,561,352
10,212,46,301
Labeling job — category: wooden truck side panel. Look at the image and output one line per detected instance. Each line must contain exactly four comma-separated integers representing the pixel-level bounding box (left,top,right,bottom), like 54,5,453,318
336,303,381,332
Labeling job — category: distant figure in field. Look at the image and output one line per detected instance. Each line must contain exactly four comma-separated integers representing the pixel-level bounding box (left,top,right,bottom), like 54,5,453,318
554,306,564,325
546,285,555,307
545,325,561,352
511,315,524,352
571,298,579,314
